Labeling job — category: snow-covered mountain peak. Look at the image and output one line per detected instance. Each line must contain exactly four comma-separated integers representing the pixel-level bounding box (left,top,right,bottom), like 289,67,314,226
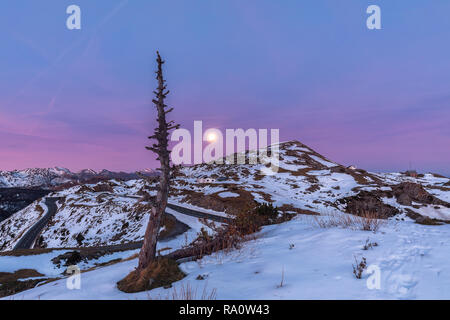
0,167,156,189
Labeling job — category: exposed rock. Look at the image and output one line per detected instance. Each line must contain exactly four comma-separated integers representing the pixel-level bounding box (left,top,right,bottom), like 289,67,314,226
339,182,450,222
75,233,85,246
392,182,450,207
338,191,400,219
52,251,85,267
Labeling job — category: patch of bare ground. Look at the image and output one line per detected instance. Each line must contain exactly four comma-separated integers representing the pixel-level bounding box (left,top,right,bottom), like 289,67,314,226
254,165,317,181
291,167,315,179
338,191,400,219
425,185,450,192
305,183,320,193
267,166,293,175
430,173,449,179
92,183,114,193
1,240,142,258
251,190,273,203
278,204,319,216
0,269,58,298
0,247,56,257
339,182,449,224
392,182,450,207
302,154,330,170
76,185,95,194
404,208,447,226
331,166,382,185
177,189,257,216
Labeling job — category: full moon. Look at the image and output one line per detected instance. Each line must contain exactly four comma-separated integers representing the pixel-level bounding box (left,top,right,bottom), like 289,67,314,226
206,132,217,142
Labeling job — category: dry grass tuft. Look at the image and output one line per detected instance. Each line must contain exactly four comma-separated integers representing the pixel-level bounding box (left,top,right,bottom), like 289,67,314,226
148,282,217,300
314,210,385,232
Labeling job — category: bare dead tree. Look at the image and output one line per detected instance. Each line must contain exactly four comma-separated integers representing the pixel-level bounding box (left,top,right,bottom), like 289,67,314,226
137,51,179,271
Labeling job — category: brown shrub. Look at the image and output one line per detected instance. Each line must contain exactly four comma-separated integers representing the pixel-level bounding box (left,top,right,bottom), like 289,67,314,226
171,282,217,300
352,256,367,279
174,225,244,261
232,211,264,235
166,220,246,263
358,211,385,231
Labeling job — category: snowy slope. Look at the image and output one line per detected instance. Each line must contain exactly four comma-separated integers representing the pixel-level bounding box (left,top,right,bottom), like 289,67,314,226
5,215,450,300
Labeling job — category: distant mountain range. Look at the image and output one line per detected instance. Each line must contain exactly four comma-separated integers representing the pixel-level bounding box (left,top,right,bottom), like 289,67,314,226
0,167,158,189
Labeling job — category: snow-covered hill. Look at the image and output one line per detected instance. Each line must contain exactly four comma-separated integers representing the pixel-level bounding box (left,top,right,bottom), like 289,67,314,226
0,140,448,252
171,140,449,220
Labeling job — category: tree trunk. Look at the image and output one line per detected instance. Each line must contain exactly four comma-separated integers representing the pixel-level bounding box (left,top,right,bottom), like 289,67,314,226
136,51,177,272
138,169,169,270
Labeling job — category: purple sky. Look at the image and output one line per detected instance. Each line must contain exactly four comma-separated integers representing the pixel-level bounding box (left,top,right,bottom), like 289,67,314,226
0,0,449,175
